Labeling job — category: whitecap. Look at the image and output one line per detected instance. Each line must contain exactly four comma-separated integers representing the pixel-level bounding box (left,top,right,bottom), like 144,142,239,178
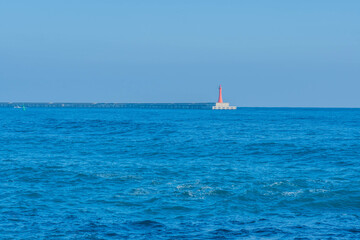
282,189,304,197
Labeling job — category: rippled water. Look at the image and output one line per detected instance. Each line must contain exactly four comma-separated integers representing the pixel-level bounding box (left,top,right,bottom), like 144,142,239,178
1,108,360,239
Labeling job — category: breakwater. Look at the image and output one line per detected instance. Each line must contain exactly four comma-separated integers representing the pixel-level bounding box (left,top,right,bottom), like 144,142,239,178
0,102,217,109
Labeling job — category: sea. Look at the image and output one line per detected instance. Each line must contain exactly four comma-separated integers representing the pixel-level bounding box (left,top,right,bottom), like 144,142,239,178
1,108,359,239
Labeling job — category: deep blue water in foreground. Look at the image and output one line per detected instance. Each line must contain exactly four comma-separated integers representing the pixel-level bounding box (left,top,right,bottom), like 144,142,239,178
1,108,360,239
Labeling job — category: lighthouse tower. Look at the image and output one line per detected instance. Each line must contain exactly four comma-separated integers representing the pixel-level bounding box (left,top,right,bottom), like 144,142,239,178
218,85,223,103
212,85,237,110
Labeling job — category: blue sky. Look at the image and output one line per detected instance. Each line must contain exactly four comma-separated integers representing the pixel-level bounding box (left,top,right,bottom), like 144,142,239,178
1,1,359,107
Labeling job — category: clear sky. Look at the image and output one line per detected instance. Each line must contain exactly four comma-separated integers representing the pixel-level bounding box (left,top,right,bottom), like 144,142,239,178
1,1,359,107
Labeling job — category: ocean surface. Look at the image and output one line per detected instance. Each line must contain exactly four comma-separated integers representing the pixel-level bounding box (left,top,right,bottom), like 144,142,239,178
1,108,360,239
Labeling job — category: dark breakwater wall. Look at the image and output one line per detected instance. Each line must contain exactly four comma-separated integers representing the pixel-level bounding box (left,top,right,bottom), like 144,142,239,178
0,102,216,109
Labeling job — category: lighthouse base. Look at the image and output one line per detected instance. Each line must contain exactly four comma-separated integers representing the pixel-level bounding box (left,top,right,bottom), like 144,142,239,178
212,102,237,110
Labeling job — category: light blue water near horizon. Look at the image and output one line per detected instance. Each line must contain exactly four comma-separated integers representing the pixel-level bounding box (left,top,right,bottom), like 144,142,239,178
1,108,360,239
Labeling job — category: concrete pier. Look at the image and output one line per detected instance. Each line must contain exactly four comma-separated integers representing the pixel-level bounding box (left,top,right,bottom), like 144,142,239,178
0,102,223,110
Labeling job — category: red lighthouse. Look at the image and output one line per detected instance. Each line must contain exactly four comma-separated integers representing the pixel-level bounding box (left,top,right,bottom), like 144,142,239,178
218,85,223,103
213,85,236,110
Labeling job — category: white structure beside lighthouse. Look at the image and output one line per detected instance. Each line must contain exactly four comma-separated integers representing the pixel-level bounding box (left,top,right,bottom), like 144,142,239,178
212,85,237,110
213,102,236,110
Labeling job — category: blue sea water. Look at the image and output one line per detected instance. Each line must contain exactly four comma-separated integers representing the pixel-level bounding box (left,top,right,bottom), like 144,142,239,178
1,108,360,239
